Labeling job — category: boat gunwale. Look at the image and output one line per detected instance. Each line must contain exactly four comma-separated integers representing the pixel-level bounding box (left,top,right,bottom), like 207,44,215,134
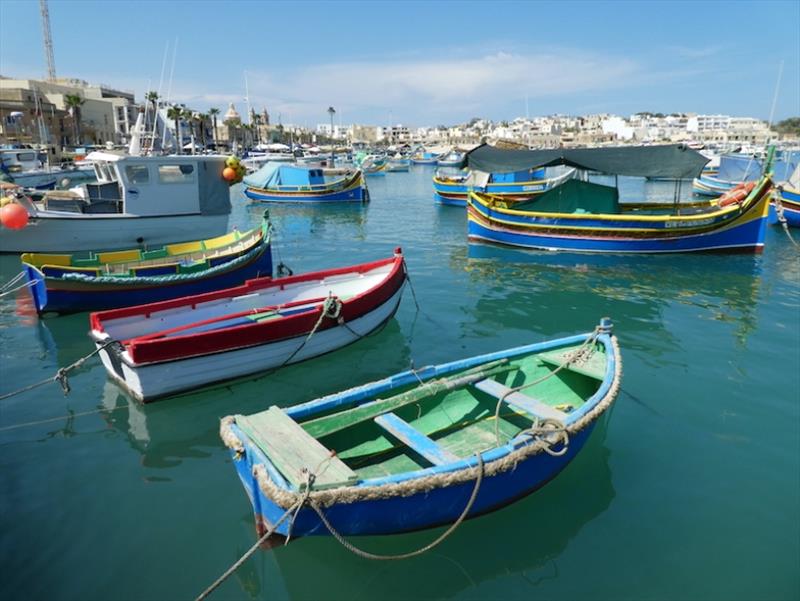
467,174,772,227
89,253,406,365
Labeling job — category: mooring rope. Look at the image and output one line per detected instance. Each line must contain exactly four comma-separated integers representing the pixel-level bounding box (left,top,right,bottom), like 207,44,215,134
194,500,303,601
774,195,799,247
0,403,130,433
492,327,600,448
0,341,115,402
0,271,35,298
308,453,484,561
278,294,343,369
196,453,484,600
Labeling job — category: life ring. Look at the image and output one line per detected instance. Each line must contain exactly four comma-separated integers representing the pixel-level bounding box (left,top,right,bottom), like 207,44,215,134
718,181,756,207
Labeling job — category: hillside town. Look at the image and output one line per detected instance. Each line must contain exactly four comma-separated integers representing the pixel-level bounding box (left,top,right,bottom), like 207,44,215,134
1,75,797,159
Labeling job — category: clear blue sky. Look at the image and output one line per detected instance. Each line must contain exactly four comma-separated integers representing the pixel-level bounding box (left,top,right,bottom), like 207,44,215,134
1,0,798,127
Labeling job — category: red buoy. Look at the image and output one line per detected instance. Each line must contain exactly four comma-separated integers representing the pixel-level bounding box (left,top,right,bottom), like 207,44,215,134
0,203,29,229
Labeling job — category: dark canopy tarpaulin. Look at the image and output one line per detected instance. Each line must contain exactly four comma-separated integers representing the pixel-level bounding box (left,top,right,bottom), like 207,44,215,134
460,144,710,179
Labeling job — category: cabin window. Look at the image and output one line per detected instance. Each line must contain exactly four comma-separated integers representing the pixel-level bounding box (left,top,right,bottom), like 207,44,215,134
157,164,195,184
125,164,150,184
16,152,36,162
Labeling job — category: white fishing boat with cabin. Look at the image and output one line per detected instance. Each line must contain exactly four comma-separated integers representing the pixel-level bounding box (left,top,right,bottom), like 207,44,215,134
0,152,232,253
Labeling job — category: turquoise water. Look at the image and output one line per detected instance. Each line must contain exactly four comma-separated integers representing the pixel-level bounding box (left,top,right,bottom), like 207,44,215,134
1,168,798,600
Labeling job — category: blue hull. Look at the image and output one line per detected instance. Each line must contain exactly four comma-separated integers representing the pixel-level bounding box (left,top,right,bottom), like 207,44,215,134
244,185,366,203
225,327,619,538
25,249,273,314
769,200,800,227
434,191,466,207
232,421,596,537
467,210,767,253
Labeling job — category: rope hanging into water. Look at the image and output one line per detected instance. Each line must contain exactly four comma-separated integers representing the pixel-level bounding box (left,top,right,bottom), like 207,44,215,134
774,194,799,247
195,454,484,600
0,270,35,298
194,499,304,601
0,341,115,402
308,452,484,561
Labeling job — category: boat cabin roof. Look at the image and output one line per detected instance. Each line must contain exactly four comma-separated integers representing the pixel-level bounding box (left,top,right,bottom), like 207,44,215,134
461,143,710,179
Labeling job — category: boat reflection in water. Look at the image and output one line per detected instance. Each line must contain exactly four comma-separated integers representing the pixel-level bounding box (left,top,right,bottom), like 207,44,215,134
465,244,764,349
91,320,411,467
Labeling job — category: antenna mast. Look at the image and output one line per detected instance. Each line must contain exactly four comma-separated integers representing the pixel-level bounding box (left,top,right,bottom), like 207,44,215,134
39,0,56,81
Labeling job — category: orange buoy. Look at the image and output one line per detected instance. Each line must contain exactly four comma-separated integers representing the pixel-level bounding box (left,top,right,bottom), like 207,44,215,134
222,167,237,182
0,202,29,229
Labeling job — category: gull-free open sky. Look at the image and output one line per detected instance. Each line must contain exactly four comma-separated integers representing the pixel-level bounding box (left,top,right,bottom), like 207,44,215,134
1,0,798,127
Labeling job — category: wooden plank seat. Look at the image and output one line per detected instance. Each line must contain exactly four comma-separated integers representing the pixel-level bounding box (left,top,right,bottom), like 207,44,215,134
473,378,565,421
236,407,358,491
374,412,458,466
537,348,606,380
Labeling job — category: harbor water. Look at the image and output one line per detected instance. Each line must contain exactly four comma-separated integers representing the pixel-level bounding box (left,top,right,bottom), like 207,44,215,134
1,167,798,600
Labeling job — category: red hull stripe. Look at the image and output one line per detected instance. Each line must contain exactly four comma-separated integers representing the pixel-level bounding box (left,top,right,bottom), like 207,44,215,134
104,255,405,366
90,254,401,332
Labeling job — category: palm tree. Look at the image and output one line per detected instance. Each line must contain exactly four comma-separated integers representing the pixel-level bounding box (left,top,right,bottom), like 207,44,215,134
208,107,220,149
64,93,85,145
182,107,195,153
197,113,209,151
145,91,159,111
166,105,183,154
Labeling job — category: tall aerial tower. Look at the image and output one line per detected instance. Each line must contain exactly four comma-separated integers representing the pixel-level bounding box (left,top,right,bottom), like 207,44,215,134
39,0,56,81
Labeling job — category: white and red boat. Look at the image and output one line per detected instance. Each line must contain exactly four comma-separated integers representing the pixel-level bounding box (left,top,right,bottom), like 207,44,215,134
89,250,407,402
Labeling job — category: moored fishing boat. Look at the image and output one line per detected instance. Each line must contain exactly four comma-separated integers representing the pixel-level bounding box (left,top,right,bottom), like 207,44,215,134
770,183,800,227
242,163,367,203
0,152,233,253
467,144,774,254
692,151,799,196
411,151,440,165
220,318,620,542
21,214,273,314
437,151,464,167
433,166,571,207
385,156,411,172
0,147,57,189
89,250,407,402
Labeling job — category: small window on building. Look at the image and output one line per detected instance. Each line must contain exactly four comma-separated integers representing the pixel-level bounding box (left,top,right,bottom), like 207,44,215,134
158,164,195,183
125,164,150,184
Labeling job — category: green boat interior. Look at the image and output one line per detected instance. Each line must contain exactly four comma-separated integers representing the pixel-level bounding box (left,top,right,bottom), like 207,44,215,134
235,341,607,489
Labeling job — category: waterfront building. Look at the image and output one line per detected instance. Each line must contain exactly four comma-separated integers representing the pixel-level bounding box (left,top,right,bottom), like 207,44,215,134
0,77,137,147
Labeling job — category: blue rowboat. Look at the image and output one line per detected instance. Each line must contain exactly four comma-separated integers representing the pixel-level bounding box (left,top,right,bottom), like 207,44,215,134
243,163,367,203
385,158,411,172
411,152,440,165
433,167,569,207
464,144,774,254
221,318,620,541
437,152,464,167
693,151,799,196
692,175,738,196
21,214,272,314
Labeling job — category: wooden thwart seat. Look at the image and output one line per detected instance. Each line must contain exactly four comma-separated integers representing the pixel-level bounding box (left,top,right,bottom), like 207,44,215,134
473,378,565,421
537,348,606,380
236,407,357,491
374,412,458,466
